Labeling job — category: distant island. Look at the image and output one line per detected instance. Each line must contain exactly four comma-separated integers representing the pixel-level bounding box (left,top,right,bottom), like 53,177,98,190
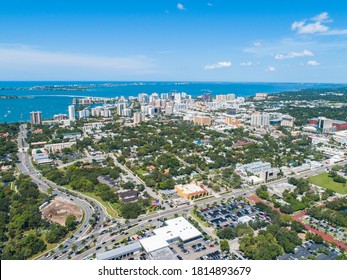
0,95,31,99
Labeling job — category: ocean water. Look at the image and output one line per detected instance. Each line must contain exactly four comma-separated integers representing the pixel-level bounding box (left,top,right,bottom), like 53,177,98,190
0,81,344,123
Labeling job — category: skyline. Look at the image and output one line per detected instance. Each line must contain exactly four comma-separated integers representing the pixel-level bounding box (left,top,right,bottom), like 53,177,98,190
1,1,347,82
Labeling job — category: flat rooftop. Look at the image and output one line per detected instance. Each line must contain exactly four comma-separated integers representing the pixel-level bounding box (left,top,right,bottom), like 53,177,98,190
96,241,142,260
140,217,202,253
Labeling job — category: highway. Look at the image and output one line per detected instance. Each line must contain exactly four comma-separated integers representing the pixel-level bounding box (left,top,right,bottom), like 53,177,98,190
16,124,115,260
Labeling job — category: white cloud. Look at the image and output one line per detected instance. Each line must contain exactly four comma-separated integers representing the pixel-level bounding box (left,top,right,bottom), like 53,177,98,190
207,2,213,7
177,3,186,10
307,60,320,66
296,22,329,34
253,42,262,47
311,12,330,22
275,49,314,60
203,61,231,70
292,12,347,35
266,66,276,72
240,61,255,67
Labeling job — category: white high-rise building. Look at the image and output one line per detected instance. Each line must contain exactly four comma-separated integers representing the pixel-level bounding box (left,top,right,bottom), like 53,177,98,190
68,105,76,121
174,92,181,103
122,108,132,117
227,93,236,100
250,112,270,127
133,112,145,124
161,93,169,100
117,103,126,115
78,109,90,119
138,93,149,104
165,106,173,115
30,111,42,125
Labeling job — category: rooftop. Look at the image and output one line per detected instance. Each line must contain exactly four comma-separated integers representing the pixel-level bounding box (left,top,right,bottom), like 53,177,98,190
96,241,142,260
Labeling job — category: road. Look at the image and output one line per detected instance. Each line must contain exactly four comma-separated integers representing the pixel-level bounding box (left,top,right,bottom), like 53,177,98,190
108,153,163,203
60,187,254,260
16,124,114,260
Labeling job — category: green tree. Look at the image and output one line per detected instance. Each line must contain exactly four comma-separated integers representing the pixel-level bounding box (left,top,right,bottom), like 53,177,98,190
220,239,230,252
65,214,77,231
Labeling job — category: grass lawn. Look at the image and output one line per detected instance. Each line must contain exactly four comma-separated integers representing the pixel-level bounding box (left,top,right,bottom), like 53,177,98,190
190,211,210,228
309,172,347,194
84,192,120,218
63,185,120,218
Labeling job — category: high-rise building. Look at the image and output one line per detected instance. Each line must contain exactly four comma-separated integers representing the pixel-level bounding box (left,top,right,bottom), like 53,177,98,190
117,103,126,115
227,93,236,100
30,111,42,125
193,115,212,126
201,93,212,101
250,112,270,127
138,93,149,104
160,93,169,100
122,109,132,117
225,116,242,127
165,106,173,115
53,114,68,121
149,93,159,103
318,117,333,133
68,105,76,121
226,108,237,115
216,95,227,102
133,112,145,124
78,109,90,119
281,115,295,127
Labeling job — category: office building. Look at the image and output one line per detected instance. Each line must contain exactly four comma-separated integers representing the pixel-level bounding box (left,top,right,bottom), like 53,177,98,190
30,111,42,125
318,117,333,133
201,93,212,101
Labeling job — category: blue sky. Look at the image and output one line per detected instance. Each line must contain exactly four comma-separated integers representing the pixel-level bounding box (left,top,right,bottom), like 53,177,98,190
0,0,347,82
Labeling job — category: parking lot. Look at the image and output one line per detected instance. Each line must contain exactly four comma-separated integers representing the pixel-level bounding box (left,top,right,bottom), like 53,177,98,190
169,238,218,260
304,216,347,242
198,199,268,230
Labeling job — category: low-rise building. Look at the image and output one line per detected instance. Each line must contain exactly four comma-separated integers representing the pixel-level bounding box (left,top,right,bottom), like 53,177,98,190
96,242,142,260
139,217,202,253
175,182,208,200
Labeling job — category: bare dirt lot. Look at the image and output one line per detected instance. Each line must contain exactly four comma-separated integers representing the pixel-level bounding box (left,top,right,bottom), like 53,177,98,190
41,197,83,226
